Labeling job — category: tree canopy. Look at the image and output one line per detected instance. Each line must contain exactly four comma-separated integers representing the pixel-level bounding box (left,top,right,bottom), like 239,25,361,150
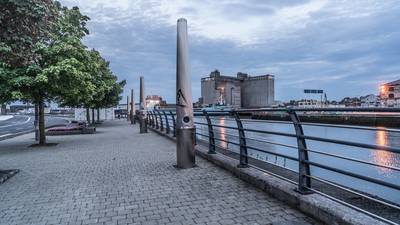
0,0,125,144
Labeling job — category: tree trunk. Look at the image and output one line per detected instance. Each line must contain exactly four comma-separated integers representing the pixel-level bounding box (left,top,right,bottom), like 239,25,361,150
34,104,39,141
91,108,95,124
97,108,100,122
0,104,6,115
38,99,46,145
86,108,90,124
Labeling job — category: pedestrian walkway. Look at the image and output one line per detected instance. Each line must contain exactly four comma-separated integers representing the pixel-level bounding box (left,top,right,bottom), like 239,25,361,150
0,120,318,225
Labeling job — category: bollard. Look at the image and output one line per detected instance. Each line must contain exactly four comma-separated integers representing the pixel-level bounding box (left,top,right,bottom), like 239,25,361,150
175,18,195,169
139,76,147,133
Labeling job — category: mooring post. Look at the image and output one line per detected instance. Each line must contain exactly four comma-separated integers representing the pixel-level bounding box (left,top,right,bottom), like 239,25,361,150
175,18,195,169
139,76,148,133
131,89,135,124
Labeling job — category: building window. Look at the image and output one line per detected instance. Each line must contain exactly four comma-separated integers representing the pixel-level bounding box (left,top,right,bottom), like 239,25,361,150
389,94,394,99
389,87,394,91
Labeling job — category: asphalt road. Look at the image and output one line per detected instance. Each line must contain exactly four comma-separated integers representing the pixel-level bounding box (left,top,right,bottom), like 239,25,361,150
0,115,69,140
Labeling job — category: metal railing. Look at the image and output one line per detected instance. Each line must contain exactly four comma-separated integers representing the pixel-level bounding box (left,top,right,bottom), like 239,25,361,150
147,107,400,224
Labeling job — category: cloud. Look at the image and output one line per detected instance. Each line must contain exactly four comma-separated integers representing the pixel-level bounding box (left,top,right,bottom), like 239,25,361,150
60,0,400,102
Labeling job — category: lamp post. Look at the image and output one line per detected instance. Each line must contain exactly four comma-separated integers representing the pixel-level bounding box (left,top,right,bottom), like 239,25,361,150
139,76,147,133
176,18,195,168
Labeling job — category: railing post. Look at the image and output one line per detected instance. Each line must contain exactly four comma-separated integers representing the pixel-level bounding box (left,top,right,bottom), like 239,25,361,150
154,111,159,129
157,110,164,131
163,111,170,134
170,111,176,137
203,110,216,154
287,109,312,194
147,111,151,126
151,111,156,128
232,111,248,168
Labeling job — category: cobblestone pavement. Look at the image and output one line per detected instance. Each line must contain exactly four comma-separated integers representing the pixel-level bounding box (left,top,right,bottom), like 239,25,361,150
0,121,319,225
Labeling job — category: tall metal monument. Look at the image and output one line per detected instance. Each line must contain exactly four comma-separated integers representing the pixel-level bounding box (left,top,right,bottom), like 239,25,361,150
139,76,147,133
130,89,135,124
126,96,129,121
176,18,195,168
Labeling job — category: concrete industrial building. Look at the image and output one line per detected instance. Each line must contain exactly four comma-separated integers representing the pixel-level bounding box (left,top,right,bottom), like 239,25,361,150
201,70,274,108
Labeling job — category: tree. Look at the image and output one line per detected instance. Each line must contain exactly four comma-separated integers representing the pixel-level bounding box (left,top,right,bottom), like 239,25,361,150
0,1,95,145
0,0,57,68
77,49,125,124
1,1,124,145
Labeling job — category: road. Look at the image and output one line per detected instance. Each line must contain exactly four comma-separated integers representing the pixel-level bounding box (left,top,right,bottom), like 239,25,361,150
0,115,69,140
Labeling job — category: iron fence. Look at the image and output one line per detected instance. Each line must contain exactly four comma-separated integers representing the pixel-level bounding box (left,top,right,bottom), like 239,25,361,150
146,107,400,224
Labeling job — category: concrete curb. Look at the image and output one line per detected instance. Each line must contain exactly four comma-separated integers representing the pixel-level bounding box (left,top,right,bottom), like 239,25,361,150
0,130,34,141
149,127,387,225
0,120,71,141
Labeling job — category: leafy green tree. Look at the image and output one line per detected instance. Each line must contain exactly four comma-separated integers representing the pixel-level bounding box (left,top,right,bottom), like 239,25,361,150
0,0,57,67
0,1,95,144
79,49,125,124
1,1,124,144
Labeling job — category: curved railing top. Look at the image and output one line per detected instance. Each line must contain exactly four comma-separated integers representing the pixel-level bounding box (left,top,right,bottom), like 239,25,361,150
156,107,400,113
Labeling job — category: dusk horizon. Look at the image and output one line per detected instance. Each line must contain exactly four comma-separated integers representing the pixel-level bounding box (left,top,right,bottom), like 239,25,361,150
59,0,400,103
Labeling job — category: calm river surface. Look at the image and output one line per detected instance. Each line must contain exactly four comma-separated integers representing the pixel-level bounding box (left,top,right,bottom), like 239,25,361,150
195,117,400,204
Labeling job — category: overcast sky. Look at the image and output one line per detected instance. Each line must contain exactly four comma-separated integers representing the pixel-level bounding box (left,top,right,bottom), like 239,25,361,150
60,0,400,103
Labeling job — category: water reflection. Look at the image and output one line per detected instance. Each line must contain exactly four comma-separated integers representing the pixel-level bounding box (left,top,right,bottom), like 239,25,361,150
376,129,388,146
218,118,228,149
372,130,398,175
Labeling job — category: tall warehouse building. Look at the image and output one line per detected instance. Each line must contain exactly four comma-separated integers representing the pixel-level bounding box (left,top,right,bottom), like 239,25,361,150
201,70,275,108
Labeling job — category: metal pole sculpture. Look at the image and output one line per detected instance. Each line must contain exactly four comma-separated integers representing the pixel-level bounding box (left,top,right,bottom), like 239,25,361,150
130,89,135,124
139,76,147,133
175,18,195,169
126,95,129,121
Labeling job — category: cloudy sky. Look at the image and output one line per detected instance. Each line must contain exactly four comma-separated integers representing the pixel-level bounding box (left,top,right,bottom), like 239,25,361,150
60,0,400,103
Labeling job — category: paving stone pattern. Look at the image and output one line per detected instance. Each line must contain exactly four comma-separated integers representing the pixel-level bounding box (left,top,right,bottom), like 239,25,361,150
0,121,319,225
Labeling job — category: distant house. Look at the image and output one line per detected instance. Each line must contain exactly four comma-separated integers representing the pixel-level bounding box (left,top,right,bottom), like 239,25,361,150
146,95,167,110
360,94,379,107
340,97,361,107
380,79,400,107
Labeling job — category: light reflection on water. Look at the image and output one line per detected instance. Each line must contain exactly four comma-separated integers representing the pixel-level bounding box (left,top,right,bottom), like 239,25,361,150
372,130,400,176
219,118,228,149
